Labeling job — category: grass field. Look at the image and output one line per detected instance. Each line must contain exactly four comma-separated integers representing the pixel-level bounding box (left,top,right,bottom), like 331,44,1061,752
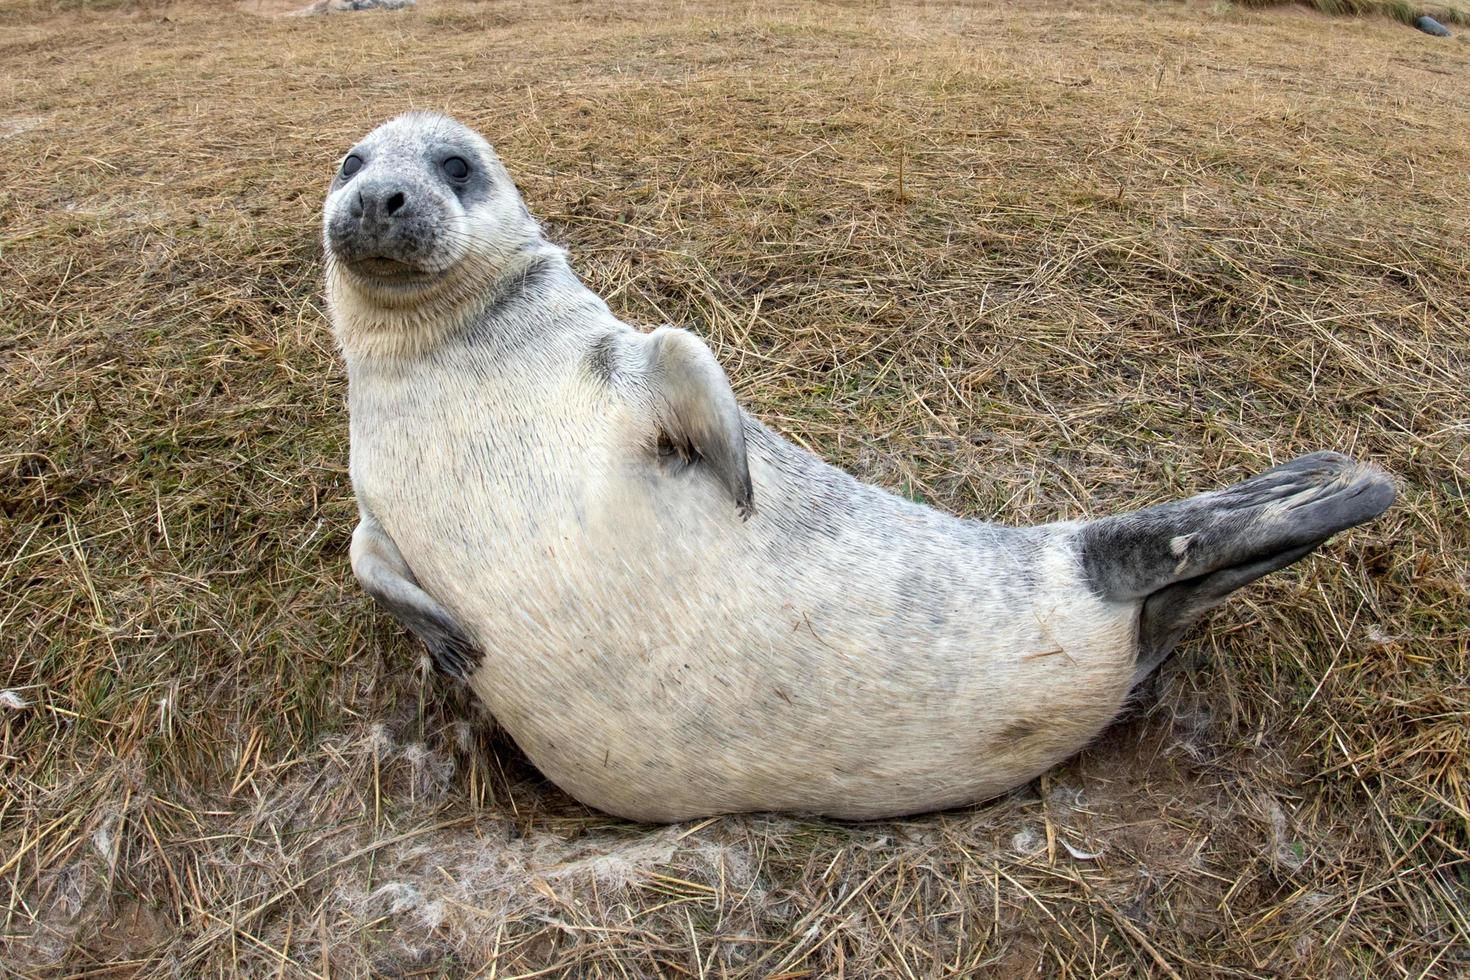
2,0,1468,975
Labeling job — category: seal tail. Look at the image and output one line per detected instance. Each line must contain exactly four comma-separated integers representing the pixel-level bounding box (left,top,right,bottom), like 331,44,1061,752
1077,451,1395,683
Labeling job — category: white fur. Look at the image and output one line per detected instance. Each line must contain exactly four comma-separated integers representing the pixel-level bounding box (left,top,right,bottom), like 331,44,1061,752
327,115,1144,822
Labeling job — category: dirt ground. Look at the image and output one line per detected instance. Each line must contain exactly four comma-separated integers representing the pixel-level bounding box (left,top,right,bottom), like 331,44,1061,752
0,0,1466,975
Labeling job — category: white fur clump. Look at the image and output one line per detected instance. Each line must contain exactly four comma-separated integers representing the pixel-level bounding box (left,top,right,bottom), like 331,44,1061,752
91,813,119,863
332,823,700,965
366,882,446,931
7,863,97,967
692,839,760,893
0,689,29,709
539,832,680,890
367,723,394,759
400,742,454,802
1264,797,1310,871
452,720,475,752
1010,826,1043,856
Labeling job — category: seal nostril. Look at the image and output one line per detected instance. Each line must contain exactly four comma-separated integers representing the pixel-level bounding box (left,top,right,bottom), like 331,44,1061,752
385,191,406,216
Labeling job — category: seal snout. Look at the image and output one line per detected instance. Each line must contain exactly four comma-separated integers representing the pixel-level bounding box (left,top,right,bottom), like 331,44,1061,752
326,175,452,284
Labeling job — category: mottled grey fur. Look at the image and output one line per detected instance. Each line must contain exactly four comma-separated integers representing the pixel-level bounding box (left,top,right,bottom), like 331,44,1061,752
323,113,1396,822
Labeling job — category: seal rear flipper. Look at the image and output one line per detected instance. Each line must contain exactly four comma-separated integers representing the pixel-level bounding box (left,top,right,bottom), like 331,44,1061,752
1077,452,1395,679
351,514,482,681
1131,538,1322,684
642,326,755,518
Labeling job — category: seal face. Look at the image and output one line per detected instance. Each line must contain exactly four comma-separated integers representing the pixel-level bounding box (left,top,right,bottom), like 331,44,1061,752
323,113,1395,823
326,118,490,292
322,112,549,359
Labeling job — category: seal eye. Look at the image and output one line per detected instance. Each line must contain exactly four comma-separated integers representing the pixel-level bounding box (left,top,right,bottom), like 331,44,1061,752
442,156,470,180
341,154,363,178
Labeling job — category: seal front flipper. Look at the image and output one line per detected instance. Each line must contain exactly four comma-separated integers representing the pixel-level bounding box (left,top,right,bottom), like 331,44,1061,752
1077,452,1395,683
641,326,754,519
350,511,482,681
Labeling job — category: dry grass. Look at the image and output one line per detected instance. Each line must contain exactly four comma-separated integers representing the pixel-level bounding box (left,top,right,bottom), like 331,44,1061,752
1,0,1467,975
1241,0,1470,28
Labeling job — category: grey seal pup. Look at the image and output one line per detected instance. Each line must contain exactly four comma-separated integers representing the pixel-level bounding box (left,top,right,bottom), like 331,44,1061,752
324,112,1395,822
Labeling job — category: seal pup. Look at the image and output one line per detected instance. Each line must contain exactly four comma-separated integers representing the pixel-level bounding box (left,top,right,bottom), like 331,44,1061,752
324,112,1395,822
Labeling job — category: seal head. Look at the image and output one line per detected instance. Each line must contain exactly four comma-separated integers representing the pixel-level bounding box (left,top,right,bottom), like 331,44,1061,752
323,112,555,358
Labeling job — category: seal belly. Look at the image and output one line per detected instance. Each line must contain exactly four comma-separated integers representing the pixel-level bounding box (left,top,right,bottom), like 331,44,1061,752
433,421,1142,820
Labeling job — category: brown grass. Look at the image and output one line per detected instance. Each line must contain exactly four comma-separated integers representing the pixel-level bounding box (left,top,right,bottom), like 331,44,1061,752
1,0,1467,975
1241,0,1470,28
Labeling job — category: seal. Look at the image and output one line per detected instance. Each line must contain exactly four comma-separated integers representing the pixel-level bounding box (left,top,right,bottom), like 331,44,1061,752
324,112,1396,822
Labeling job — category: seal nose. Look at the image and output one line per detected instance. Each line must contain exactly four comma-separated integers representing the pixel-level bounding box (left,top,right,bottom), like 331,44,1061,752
328,178,430,265
356,183,409,223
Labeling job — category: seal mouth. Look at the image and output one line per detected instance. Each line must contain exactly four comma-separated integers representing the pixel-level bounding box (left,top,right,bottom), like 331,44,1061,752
352,255,424,277
339,254,447,291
